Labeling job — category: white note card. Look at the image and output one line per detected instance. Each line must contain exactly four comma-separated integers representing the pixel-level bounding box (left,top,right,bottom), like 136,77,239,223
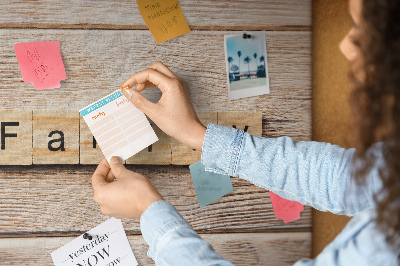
80,89,158,162
51,218,137,266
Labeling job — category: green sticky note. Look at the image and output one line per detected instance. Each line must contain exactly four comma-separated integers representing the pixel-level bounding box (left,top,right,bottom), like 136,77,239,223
189,160,233,208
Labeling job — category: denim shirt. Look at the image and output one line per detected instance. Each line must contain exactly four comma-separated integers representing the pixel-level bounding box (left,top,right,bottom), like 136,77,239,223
140,124,399,265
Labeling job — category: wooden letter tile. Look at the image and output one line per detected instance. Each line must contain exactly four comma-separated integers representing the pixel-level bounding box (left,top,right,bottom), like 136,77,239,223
33,110,79,164
126,120,172,165
217,112,263,136
0,110,32,165
80,114,104,165
172,112,217,165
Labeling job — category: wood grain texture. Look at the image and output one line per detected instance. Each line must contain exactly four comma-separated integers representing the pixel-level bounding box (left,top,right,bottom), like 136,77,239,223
218,112,263,136
0,165,311,233
0,1,311,30
0,110,32,165
33,110,79,164
126,119,172,165
80,114,104,165
0,232,311,265
171,112,217,165
0,29,312,141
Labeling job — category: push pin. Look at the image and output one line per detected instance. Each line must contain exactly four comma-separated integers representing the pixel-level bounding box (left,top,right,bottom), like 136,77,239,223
243,33,252,39
83,232,93,240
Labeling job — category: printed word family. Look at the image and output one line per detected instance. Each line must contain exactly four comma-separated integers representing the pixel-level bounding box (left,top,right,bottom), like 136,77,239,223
0,109,262,165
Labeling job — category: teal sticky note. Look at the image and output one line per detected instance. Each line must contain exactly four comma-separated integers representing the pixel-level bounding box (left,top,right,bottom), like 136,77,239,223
189,160,233,208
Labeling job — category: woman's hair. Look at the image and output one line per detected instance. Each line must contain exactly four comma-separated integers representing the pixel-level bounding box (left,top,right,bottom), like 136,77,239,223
350,0,400,250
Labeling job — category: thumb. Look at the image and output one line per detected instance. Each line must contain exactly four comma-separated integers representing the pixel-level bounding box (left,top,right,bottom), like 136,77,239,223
109,156,128,178
122,88,155,116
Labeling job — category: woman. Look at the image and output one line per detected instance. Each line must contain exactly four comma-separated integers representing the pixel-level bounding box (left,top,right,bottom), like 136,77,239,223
91,0,400,264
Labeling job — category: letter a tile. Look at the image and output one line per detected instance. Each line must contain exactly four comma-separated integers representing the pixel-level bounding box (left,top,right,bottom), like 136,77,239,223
33,110,79,164
0,110,32,165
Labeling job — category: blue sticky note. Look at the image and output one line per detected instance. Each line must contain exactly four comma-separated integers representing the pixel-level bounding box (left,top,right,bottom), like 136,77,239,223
189,160,233,208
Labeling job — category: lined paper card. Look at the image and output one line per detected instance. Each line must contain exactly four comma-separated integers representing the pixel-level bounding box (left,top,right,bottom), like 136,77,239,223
80,90,158,162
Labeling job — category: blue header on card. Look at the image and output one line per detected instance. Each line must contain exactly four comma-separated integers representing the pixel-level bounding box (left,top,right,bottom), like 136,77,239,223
80,91,123,117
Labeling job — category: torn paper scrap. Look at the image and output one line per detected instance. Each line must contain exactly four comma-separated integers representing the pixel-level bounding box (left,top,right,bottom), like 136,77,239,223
14,41,67,90
79,90,158,163
137,0,191,44
189,160,233,208
269,191,304,223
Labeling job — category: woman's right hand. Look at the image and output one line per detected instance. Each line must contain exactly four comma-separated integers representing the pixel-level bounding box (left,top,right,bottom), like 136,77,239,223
120,62,206,151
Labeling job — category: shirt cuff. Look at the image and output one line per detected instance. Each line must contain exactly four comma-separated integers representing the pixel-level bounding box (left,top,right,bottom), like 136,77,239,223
201,124,245,177
140,200,192,259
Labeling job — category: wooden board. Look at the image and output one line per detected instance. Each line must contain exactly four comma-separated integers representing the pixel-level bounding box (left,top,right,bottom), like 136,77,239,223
0,29,312,141
171,112,217,165
218,112,263,136
0,165,311,233
0,1,311,30
0,1,312,263
0,110,32,165
80,114,104,165
0,232,311,265
33,110,79,164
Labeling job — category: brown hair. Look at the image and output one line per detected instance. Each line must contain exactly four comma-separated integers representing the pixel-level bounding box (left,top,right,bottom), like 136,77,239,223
350,0,400,250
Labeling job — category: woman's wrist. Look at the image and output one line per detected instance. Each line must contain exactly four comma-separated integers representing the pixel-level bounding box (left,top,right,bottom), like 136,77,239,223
191,123,207,151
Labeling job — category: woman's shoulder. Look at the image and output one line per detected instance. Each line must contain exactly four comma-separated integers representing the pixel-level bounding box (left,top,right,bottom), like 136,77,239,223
323,209,399,265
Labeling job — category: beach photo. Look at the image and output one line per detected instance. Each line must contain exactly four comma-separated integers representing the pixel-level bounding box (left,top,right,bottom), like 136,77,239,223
224,31,269,100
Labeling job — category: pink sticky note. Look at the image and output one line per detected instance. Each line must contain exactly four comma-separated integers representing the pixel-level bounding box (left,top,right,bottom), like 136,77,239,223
14,41,67,90
269,191,304,223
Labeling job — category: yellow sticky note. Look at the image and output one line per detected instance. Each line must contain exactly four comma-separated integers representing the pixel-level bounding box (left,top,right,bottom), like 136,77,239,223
137,0,191,44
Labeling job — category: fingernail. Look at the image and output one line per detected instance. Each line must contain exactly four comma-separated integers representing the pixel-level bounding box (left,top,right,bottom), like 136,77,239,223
122,88,133,100
110,156,122,165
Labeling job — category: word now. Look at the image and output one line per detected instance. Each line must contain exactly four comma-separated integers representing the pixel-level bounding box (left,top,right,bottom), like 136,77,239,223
0,110,262,165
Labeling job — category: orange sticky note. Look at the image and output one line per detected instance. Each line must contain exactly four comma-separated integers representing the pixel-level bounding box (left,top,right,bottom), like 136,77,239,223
14,41,67,90
269,191,304,224
137,0,191,44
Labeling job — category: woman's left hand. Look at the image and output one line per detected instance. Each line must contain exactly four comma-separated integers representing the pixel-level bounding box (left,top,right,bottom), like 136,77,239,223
91,157,164,220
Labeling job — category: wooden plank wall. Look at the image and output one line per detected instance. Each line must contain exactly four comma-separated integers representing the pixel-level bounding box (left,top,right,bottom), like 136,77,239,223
0,1,312,265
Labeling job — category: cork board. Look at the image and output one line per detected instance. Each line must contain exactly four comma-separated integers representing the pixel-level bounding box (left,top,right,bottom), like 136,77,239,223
0,1,312,264
312,0,353,258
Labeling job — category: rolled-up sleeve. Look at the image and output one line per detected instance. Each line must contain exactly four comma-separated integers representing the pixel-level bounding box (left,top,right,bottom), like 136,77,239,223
202,124,382,216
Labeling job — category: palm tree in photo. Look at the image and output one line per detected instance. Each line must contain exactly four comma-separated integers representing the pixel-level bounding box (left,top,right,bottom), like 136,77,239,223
260,55,265,68
258,55,266,77
253,53,258,74
228,56,233,73
244,56,251,77
237,51,242,76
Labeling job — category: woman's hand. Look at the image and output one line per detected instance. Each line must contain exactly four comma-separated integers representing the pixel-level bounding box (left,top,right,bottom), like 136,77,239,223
91,157,164,220
120,61,206,151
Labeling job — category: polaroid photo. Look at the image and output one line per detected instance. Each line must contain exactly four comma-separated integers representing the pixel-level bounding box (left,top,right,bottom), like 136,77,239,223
224,31,270,100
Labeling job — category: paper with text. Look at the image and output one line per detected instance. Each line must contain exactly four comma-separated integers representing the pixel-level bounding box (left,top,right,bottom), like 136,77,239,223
269,191,304,223
137,0,191,43
51,218,137,266
14,41,67,90
189,161,233,208
80,90,158,162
